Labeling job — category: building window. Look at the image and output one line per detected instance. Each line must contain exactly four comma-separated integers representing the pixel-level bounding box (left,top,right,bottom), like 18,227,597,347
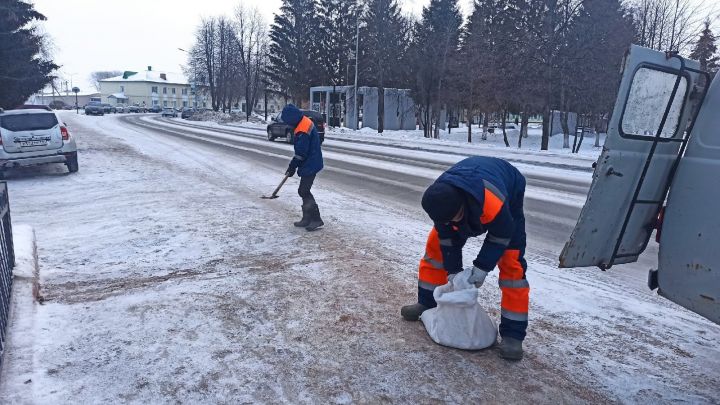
120,85,124,92
151,86,158,94
183,101,188,107
153,100,159,106
172,88,176,94
173,101,177,107
182,88,188,95
163,101,167,107
163,87,167,94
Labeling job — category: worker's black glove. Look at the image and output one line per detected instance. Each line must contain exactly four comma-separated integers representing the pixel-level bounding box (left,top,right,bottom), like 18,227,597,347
285,166,296,177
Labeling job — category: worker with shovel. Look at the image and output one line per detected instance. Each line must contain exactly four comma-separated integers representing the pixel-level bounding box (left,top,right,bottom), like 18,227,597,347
282,104,324,231
401,156,529,360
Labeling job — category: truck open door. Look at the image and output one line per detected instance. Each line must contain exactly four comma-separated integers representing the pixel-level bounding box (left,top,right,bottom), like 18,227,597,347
559,45,706,270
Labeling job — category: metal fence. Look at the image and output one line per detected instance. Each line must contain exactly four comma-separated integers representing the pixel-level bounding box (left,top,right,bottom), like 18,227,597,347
0,182,15,366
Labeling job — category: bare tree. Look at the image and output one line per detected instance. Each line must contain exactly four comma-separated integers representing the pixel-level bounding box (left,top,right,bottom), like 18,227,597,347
89,71,122,91
631,0,709,53
191,18,219,110
235,6,269,121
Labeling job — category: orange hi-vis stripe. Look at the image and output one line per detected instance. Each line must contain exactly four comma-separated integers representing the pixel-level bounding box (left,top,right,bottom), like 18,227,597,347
418,228,448,288
295,116,314,135
481,187,504,224
498,249,529,316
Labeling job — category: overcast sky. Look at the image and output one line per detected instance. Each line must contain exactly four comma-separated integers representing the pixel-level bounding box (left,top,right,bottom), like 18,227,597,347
32,0,714,92
33,0,474,92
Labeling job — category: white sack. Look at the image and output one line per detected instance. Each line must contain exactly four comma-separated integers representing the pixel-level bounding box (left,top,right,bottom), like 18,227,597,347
420,267,497,350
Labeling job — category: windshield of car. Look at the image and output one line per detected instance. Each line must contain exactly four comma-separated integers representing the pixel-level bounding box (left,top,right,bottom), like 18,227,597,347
0,112,58,131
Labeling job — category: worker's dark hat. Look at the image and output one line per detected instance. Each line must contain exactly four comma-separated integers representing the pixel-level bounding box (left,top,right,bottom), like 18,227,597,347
421,182,464,223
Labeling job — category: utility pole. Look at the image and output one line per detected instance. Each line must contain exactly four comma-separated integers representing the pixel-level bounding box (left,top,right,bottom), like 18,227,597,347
353,17,360,130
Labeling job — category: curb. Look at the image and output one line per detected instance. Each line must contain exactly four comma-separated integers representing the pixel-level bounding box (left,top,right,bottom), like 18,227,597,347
0,224,39,401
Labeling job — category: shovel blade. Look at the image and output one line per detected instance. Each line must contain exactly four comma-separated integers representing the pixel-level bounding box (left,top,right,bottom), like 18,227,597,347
261,195,279,199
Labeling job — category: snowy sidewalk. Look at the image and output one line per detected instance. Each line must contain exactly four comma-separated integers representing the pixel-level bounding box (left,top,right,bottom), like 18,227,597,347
0,224,39,402
0,113,717,403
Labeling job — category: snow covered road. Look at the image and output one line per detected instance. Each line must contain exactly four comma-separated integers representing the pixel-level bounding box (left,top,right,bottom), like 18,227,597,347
0,113,718,403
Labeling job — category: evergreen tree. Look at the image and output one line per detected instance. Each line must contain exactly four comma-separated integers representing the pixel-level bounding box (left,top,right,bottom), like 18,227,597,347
317,0,356,86
410,0,463,138
571,0,634,115
268,0,320,104
690,19,719,74
0,0,58,109
360,0,410,133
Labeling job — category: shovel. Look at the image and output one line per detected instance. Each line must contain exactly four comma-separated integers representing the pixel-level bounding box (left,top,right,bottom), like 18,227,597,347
261,174,290,199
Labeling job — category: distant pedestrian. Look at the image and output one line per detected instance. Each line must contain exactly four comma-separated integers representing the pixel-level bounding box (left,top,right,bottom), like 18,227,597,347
282,104,325,231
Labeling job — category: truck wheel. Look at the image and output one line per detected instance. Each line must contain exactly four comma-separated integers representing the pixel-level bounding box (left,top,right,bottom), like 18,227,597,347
267,129,274,142
286,130,293,144
66,154,79,173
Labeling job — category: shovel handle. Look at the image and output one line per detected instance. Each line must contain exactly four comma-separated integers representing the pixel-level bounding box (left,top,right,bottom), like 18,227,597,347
270,175,290,197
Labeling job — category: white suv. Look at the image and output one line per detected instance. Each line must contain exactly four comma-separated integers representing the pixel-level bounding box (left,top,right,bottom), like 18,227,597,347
161,107,178,118
0,109,79,176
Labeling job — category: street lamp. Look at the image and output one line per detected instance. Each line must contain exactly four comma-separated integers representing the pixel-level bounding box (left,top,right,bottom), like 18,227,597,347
72,87,80,114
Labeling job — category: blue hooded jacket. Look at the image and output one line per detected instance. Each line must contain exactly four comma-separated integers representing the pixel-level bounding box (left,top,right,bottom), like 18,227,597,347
431,156,526,274
282,104,324,177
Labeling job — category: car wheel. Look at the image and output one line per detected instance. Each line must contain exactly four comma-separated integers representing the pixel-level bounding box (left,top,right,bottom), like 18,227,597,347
286,130,293,144
66,153,79,173
267,129,274,142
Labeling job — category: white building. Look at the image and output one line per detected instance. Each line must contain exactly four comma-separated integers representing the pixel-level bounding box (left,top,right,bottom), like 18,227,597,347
26,91,101,108
99,67,206,108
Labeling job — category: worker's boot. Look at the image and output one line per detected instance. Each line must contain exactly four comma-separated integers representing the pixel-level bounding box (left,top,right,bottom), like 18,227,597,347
305,203,324,231
497,337,523,361
294,204,311,227
400,303,428,321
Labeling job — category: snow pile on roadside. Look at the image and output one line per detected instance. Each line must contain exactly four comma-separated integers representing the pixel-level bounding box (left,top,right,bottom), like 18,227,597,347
188,110,233,123
0,224,38,402
328,125,606,157
10,224,36,279
190,111,269,125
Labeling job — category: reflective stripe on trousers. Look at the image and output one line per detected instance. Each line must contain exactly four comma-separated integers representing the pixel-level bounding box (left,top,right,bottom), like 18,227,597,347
498,249,530,321
415,228,530,340
417,228,447,307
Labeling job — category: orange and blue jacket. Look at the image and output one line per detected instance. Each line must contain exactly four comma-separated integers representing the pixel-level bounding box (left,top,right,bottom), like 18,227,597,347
282,104,324,177
432,156,526,274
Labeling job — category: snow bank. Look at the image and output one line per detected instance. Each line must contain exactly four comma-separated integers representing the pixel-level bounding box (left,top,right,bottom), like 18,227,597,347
0,224,38,403
12,225,37,279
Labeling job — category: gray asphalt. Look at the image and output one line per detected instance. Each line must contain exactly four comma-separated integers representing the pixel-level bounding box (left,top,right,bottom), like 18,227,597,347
120,114,660,292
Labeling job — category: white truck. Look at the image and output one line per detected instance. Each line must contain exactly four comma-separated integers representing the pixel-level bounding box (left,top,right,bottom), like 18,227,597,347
559,45,719,325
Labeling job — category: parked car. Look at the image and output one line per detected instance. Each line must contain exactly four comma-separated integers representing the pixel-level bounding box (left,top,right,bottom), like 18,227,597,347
147,105,162,113
101,104,116,114
0,109,79,176
15,104,53,111
181,107,196,119
266,109,326,144
48,100,66,110
84,102,104,116
115,104,127,113
161,107,178,118
127,105,141,113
